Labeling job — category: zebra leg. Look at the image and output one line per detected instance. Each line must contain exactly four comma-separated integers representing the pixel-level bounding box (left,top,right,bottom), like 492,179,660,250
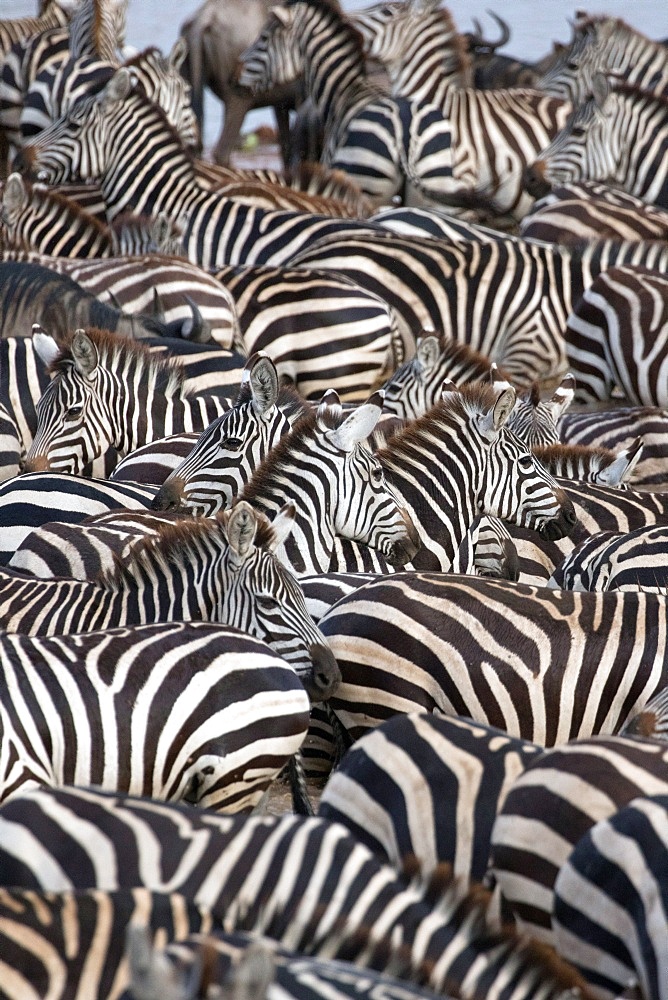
287,752,314,816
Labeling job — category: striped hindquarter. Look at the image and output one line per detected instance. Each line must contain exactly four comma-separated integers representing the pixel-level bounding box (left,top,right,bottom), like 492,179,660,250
318,573,668,744
0,785,600,1000
0,887,213,1000
490,736,668,947
549,524,668,592
318,712,542,884
0,621,310,811
565,265,668,407
0,472,155,565
552,793,668,1000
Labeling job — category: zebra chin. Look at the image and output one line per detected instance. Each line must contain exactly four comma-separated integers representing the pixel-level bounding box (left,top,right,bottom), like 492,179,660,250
381,511,422,567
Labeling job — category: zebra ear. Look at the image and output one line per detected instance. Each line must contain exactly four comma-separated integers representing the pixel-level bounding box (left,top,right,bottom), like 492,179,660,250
325,391,384,451
2,172,28,222
270,5,292,27
126,925,201,1000
591,72,610,112
416,336,440,376
168,36,188,72
248,353,279,418
101,67,133,105
71,330,99,379
478,386,516,437
32,326,61,368
597,436,644,488
268,502,296,551
226,501,258,562
545,373,576,421
224,942,276,999
317,389,343,427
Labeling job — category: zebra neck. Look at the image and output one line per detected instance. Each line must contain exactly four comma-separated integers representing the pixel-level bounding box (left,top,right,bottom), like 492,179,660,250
110,385,190,457
301,18,375,137
244,484,336,577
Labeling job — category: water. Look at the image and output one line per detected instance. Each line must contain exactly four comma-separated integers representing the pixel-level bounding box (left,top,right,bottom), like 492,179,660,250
5,0,668,150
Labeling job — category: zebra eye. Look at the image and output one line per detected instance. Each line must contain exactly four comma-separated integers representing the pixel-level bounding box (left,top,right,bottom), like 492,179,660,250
571,125,586,138
222,437,242,450
66,405,83,418
518,455,534,469
372,466,384,482
257,595,278,611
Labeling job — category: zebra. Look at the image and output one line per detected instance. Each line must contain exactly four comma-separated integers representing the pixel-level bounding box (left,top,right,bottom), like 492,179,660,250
349,0,571,219
22,40,199,149
559,406,668,490
0,2,73,60
0,471,156,565
0,620,311,811
537,13,668,106
564,265,668,407
549,524,668,592
531,440,644,490
125,925,456,1000
22,327,233,475
525,78,668,209
317,573,668,745
228,381,573,577
490,734,668,948
152,353,305,516
0,784,601,1000
18,67,387,266
292,228,668,388
0,887,215,1000
211,262,405,399
236,0,472,207
318,712,543,886
195,389,419,576
0,500,340,701
552,793,668,1000
519,181,668,244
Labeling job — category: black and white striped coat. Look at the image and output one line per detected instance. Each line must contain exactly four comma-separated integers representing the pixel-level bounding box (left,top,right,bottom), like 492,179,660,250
490,735,668,947
552,792,668,1000
0,620,310,811
318,573,668,745
549,524,668,592
0,784,601,1000
0,502,339,701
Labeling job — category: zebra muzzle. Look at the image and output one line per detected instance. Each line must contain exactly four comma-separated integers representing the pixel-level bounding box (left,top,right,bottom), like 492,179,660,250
305,643,341,702
539,494,578,541
152,477,186,511
387,511,421,566
523,162,551,199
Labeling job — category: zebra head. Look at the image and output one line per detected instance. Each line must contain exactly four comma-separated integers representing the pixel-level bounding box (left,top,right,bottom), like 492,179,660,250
152,353,303,515
537,14,617,104
236,4,306,92
241,389,420,573
219,502,340,702
124,40,200,150
441,381,577,541
382,335,493,421
524,75,620,198
23,327,184,474
490,366,576,448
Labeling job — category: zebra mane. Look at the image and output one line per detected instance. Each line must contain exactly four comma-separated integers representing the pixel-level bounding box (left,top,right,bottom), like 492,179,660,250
290,860,596,998
598,78,668,112
574,13,652,43
376,381,508,470
430,5,471,82
241,405,338,504
50,327,186,397
533,442,620,469
99,508,278,588
9,179,110,237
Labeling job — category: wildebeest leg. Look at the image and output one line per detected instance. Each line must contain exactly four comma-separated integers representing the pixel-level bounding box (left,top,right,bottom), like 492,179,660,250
213,90,254,165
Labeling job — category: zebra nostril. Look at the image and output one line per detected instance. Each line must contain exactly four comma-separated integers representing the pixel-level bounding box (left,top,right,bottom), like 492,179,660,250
152,479,185,511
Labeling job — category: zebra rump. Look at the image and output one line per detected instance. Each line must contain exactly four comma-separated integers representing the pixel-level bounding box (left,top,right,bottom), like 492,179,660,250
549,524,668,592
0,620,311,811
490,735,668,947
318,712,542,884
552,793,668,1000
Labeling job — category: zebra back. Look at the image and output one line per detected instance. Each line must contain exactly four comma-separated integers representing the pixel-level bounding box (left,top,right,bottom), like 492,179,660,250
560,406,668,490
319,572,668,744
549,523,668,592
